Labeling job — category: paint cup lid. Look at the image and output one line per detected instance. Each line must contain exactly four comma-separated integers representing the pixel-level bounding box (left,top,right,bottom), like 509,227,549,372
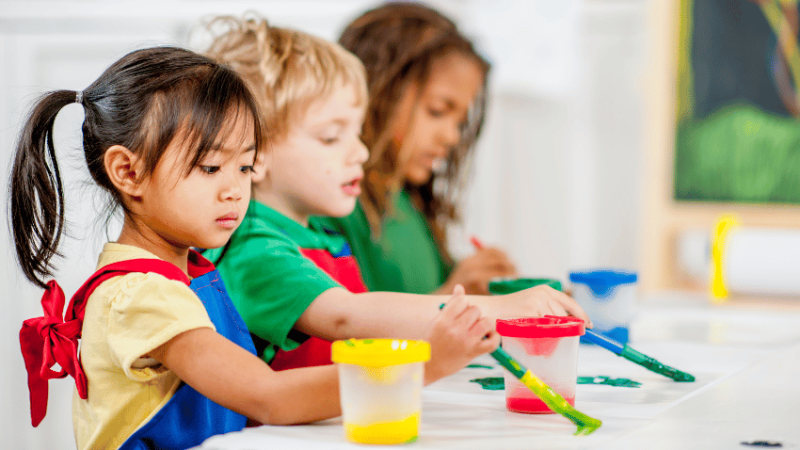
496,315,585,338
569,270,637,297
332,339,431,366
488,278,562,295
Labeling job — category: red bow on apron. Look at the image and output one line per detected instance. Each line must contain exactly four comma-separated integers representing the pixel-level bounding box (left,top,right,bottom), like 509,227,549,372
20,280,89,427
18,259,188,427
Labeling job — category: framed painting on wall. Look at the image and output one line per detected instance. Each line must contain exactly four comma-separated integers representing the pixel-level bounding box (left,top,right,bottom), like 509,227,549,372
642,0,800,293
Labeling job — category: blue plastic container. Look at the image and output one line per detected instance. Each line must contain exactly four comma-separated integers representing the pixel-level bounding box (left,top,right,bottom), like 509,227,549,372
569,270,637,344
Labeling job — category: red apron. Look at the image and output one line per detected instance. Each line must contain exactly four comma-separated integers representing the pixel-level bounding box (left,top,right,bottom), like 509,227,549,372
268,243,368,371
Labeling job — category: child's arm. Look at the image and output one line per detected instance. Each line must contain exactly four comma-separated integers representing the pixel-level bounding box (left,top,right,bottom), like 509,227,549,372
296,283,591,342
470,284,593,326
147,286,498,424
148,328,341,425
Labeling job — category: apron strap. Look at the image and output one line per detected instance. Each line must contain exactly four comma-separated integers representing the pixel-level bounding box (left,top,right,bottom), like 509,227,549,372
19,257,190,427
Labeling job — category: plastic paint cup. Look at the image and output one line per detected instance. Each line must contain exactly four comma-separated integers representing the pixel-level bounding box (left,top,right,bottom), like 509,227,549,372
496,316,585,414
331,339,430,445
488,277,562,295
569,270,637,344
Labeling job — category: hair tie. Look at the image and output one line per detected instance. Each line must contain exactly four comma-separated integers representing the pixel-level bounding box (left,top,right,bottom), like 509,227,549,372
75,91,83,104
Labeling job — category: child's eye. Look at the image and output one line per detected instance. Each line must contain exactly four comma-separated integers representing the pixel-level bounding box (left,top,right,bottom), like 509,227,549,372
240,165,255,174
320,136,339,145
199,166,220,174
427,108,445,118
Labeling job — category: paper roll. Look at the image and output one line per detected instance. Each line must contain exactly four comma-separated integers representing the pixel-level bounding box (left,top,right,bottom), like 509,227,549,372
713,216,800,299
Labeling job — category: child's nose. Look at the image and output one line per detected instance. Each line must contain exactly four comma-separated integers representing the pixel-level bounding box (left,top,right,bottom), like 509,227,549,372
438,119,461,150
351,138,369,165
221,173,244,201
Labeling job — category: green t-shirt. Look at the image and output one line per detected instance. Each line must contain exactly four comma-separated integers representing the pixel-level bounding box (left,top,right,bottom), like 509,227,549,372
204,200,341,363
324,190,452,294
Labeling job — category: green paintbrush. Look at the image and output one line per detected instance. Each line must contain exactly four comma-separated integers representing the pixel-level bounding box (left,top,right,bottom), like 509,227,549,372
582,329,695,382
490,345,602,436
440,303,602,436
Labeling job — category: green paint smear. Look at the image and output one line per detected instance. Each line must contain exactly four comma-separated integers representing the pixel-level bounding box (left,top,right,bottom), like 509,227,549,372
470,377,505,390
471,376,640,390
362,339,374,344
466,363,494,369
403,436,419,444
577,376,641,388
622,347,695,382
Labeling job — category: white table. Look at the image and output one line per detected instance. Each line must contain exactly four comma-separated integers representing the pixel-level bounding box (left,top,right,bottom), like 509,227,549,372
197,294,800,450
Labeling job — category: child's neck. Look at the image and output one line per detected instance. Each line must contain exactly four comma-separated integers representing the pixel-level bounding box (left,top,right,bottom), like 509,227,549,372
252,185,310,227
116,222,190,274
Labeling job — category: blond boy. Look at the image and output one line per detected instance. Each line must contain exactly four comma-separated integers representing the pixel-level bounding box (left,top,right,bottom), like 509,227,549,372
204,17,589,370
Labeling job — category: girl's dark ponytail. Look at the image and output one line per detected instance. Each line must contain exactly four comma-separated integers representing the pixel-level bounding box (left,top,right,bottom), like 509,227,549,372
9,47,264,290
10,90,79,288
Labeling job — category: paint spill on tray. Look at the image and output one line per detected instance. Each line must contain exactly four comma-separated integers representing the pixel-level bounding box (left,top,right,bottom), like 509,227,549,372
577,376,641,388
470,375,642,390
466,363,494,369
470,377,504,390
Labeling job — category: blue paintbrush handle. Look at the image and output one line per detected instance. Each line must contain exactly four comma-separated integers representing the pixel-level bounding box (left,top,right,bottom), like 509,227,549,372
582,329,625,354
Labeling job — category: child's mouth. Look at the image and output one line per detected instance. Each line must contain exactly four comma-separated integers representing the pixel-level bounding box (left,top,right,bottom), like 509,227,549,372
342,177,362,196
217,212,239,229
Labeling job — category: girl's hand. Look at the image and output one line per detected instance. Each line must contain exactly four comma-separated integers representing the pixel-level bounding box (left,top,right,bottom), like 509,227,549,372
478,285,593,327
438,247,517,295
423,285,500,384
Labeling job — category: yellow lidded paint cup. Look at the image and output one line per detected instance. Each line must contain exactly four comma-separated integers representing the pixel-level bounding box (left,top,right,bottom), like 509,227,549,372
332,339,430,445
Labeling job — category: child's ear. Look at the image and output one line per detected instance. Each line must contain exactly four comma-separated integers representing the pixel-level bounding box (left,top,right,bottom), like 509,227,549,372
251,150,271,183
104,145,145,197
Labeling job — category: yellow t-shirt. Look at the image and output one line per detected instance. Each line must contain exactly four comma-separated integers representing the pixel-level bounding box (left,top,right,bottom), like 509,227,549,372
72,243,215,450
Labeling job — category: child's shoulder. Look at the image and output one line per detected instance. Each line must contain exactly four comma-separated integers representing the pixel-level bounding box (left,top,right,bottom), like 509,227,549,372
96,242,163,266
91,243,198,307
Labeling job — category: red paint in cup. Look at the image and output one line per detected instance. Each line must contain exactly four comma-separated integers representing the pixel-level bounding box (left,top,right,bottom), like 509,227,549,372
496,316,584,414
507,386,576,413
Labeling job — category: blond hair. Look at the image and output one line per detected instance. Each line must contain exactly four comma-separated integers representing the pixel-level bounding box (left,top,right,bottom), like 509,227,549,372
205,14,368,141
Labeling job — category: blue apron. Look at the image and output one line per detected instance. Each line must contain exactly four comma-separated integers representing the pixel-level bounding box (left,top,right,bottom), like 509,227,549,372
118,266,256,450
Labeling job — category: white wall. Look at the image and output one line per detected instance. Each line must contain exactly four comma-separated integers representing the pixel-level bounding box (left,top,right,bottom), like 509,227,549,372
0,1,650,449
455,0,648,280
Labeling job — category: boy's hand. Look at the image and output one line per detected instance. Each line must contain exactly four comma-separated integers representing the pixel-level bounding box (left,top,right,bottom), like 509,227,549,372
439,248,517,295
423,285,500,385
487,285,593,327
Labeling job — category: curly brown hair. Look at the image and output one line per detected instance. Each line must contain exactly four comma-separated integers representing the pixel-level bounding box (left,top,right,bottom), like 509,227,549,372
339,1,490,261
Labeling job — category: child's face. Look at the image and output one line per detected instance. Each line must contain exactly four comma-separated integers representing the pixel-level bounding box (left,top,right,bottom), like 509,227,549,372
392,52,485,185
261,84,367,225
138,114,257,251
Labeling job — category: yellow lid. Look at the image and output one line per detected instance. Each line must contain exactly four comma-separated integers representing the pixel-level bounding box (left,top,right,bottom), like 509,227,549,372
331,339,431,366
